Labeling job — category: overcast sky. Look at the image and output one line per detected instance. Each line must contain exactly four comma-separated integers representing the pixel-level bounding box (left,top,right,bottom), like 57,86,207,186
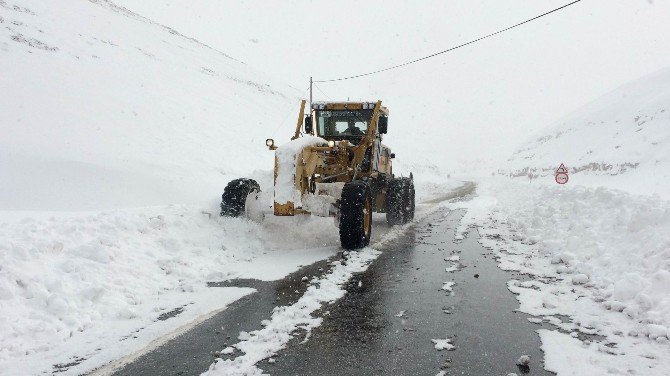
116,0,670,170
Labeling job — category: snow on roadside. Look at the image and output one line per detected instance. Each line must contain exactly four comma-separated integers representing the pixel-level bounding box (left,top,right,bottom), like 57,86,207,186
447,178,670,375
0,168,460,376
538,329,658,375
0,201,339,375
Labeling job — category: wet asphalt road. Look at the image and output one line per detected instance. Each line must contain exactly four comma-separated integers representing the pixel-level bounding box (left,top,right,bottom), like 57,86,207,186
107,194,553,376
109,257,338,376
258,209,553,376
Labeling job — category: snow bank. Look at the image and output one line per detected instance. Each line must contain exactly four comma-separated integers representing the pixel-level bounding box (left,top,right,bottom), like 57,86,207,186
506,67,670,199
0,203,342,375
448,178,670,374
274,136,327,205
458,179,670,330
497,182,669,328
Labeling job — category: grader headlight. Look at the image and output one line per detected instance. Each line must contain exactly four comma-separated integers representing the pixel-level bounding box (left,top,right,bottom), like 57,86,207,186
327,140,336,148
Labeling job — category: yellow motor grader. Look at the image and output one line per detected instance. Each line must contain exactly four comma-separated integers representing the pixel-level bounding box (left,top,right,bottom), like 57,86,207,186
220,100,415,249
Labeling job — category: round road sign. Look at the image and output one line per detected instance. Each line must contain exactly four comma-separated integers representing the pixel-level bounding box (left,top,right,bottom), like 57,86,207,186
555,173,569,184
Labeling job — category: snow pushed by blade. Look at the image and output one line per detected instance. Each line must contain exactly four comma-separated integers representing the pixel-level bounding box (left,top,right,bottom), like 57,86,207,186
203,248,380,376
274,136,327,206
0,203,341,375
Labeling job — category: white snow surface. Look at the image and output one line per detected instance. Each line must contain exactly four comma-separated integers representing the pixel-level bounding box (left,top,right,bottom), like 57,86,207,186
0,0,299,211
447,177,670,375
0,201,347,375
274,135,327,205
431,338,455,351
516,355,530,366
441,281,455,294
506,67,670,199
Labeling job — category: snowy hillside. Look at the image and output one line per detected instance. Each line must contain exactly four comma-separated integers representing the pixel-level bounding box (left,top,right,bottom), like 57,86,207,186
505,67,670,198
0,1,322,374
0,3,461,375
0,0,299,211
3,0,669,375
450,67,670,375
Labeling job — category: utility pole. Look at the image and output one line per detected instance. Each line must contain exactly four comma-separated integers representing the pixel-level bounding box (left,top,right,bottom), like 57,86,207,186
309,76,313,109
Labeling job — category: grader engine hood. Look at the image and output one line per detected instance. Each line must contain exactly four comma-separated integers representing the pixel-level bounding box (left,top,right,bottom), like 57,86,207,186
274,135,329,216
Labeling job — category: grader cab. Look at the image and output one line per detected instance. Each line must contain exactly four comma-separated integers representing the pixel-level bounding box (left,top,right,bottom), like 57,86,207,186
220,100,415,249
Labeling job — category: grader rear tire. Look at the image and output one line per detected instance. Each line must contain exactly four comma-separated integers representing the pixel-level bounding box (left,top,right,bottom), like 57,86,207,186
386,179,405,225
339,181,372,250
220,178,261,217
405,179,415,221
386,177,414,225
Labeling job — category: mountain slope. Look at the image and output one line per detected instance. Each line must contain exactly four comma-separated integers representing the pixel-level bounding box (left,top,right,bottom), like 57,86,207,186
505,67,670,198
0,0,299,211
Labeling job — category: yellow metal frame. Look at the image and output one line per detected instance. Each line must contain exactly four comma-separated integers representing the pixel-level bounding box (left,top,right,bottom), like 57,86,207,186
272,100,390,217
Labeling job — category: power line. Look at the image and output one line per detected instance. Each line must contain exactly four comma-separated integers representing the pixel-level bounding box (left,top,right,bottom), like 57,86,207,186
270,85,311,137
314,0,583,83
313,83,333,100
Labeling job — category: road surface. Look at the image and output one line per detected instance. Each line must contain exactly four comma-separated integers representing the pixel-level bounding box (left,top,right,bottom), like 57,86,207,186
106,186,553,375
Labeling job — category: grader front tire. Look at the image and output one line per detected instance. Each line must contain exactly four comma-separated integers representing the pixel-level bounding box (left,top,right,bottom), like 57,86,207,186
220,178,261,217
339,181,372,250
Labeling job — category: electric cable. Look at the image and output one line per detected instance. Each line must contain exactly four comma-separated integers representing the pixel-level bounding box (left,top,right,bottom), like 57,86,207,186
314,0,583,83
270,85,311,137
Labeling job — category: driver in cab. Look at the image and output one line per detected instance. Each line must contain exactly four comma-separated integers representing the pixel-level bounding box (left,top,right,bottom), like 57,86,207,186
341,120,364,136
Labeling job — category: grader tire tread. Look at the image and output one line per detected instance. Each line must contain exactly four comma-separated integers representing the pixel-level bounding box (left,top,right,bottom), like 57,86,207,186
339,181,372,250
221,178,260,217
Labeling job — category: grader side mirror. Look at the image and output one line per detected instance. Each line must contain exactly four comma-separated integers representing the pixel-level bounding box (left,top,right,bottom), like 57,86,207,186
304,116,313,134
390,153,396,159
378,117,388,134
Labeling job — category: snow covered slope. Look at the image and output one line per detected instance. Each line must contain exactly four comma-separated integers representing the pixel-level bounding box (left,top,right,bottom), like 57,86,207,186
0,0,300,211
505,67,670,198
0,1,335,374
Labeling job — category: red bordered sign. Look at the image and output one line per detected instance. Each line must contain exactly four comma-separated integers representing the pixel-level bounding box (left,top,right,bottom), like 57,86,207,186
555,163,569,184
